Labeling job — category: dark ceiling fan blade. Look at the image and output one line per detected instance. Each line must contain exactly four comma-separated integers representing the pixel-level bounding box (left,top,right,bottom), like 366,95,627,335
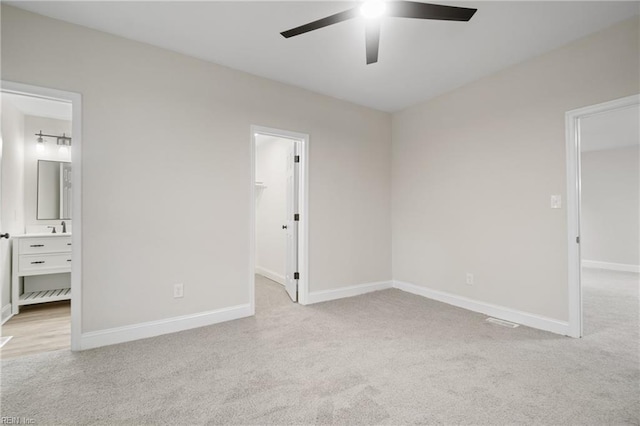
387,1,477,21
281,8,359,38
365,20,381,64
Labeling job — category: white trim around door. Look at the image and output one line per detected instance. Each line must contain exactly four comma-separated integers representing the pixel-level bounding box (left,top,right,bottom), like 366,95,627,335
565,94,639,338
1,80,83,350
250,125,309,309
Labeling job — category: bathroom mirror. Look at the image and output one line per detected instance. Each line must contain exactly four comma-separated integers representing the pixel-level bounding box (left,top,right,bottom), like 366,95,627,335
37,160,72,220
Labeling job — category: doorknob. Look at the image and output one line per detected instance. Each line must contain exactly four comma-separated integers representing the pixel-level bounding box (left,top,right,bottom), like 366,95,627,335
0,233,9,239
282,225,288,229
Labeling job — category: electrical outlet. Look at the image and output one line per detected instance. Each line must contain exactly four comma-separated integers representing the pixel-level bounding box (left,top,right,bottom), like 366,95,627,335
173,283,184,298
550,195,562,209
466,273,474,286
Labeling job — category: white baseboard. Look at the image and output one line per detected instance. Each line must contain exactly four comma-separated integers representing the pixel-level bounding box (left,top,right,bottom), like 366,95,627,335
307,281,393,304
255,266,285,285
582,260,640,273
1,304,13,325
79,303,253,350
393,280,570,336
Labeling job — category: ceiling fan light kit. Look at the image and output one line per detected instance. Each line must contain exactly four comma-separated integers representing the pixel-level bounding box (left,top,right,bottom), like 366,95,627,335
360,1,387,19
281,1,477,65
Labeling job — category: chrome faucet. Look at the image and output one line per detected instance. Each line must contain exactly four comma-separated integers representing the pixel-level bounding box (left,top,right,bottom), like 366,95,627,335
61,221,67,233
47,226,57,234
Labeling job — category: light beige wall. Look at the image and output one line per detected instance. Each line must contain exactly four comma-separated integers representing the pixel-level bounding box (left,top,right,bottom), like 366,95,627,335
581,146,639,266
392,18,639,321
1,6,392,332
23,116,72,231
0,98,25,315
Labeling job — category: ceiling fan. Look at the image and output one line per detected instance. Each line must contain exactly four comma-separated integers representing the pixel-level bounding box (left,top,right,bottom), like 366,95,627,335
280,0,477,65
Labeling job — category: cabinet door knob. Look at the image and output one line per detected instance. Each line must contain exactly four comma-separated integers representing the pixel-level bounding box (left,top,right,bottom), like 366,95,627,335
282,225,287,229
0,233,9,239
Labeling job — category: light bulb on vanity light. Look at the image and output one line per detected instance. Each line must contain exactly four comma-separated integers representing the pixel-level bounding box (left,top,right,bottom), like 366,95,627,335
57,135,72,159
58,144,69,158
36,132,45,153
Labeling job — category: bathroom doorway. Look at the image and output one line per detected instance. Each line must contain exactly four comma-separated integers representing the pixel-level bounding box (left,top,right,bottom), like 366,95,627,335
251,126,308,311
0,81,82,356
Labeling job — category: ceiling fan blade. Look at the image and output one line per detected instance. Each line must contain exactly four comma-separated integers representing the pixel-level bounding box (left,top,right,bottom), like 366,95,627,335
281,8,359,38
387,1,477,21
365,20,381,65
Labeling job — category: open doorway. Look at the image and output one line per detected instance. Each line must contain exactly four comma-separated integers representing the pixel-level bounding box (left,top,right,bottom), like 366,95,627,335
0,82,82,356
250,126,308,312
566,95,639,338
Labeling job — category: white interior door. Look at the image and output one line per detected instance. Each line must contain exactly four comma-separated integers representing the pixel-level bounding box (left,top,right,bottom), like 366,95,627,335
284,141,299,302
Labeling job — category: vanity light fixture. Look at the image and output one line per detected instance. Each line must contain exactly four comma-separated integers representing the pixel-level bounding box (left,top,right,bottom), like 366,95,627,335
35,130,72,156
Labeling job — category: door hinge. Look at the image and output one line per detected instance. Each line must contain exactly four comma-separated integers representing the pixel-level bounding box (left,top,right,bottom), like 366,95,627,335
294,155,300,163
294,213,299,221
576,236,580,244
294,272,300,280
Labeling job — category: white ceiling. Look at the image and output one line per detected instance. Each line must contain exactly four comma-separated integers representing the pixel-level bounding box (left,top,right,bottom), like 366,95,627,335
2,92,72,120
581,104,640,152
8,1,639,112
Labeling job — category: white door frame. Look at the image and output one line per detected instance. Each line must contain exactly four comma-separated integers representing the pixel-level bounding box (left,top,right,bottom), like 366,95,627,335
1,80,83,351
250,125,309,309
565,93,639,338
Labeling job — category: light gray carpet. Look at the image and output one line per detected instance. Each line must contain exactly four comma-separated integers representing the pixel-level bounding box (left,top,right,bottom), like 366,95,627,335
1,271,638,425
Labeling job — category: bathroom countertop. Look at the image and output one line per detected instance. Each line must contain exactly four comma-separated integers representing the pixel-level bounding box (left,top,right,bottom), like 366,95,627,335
12,233,72,238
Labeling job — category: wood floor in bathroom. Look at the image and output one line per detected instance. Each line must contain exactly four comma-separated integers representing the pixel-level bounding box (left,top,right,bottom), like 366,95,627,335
1,301,70,360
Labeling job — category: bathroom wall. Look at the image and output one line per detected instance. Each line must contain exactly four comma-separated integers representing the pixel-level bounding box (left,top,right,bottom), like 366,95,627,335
581,146,640,267
0,97,25,320
1,5,392,335
23,115,72,233
255,135,292,284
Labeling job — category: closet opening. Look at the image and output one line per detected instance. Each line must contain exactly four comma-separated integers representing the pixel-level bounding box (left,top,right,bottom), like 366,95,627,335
250,125,309,312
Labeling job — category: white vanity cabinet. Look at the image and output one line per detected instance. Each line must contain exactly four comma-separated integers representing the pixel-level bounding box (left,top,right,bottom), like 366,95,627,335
11,234,72,314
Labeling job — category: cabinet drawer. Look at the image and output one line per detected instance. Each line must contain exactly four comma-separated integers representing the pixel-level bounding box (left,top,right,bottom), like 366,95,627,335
20,237,72,254
19,253,72,272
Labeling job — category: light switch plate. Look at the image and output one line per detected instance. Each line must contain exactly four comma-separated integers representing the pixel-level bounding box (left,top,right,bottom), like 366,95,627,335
551,195,562,209
173,283,184,298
